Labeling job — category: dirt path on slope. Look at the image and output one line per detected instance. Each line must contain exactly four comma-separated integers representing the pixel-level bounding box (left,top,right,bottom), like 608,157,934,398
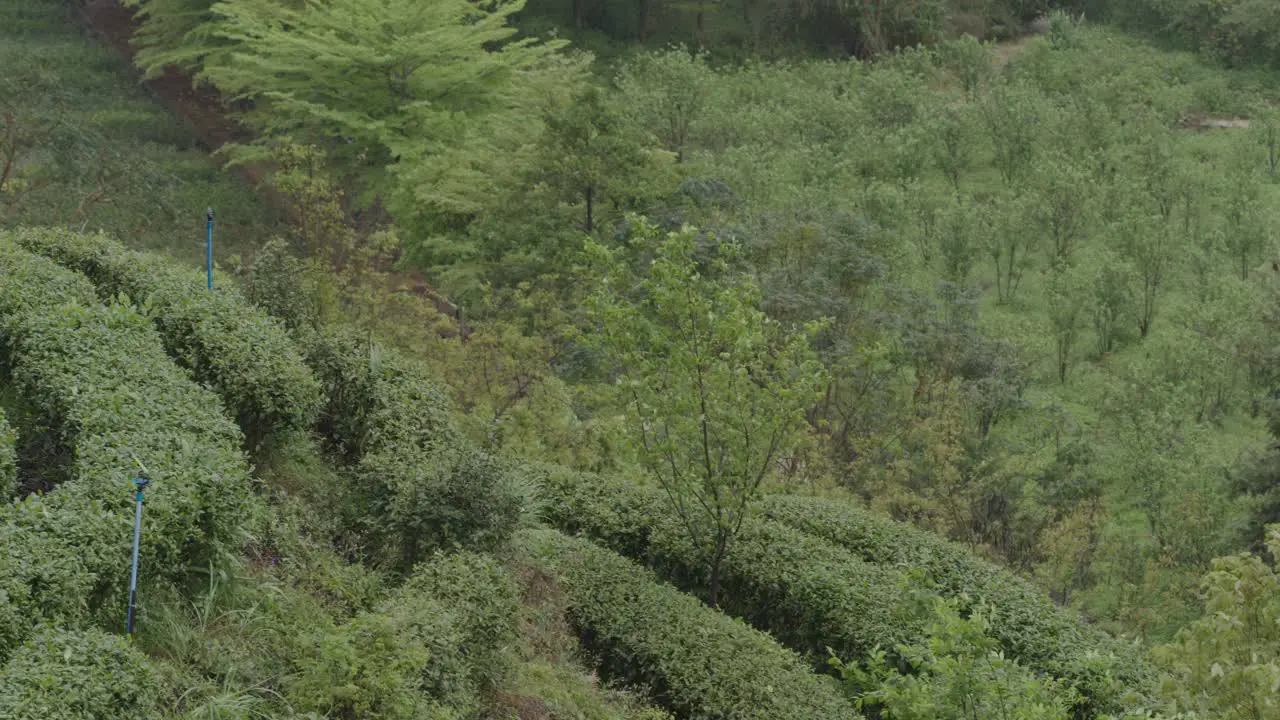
77,0,461,322
79,0,260,181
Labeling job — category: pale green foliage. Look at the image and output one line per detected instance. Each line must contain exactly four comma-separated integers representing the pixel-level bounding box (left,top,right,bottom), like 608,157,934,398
931,102,978,191
1155,525,1280,719
981,79,1042,187
1251,104,1280,178
120,0,223,78
1030,151,1094,266
614,47,715,163
582,218,828,605
830,587,1079,720
198,0,578,209
936,35,993,100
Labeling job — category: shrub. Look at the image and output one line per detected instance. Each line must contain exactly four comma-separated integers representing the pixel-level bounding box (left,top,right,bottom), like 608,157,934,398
517,528,861,720
759,494,1156,714
398,550,520,697
285,608,459,720
286,550,520,718
0,628,163,720
11,227,322,447
0,495,113,659
303,329,458,462
304,329,522,564
5,299,253,572
539,468,1150,716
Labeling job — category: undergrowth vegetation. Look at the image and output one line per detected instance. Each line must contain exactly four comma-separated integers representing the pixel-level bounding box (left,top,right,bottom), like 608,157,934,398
7,0,1280,717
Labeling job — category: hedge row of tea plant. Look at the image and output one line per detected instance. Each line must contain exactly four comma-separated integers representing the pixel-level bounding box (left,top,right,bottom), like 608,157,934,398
304,330,522,565
759,494,1157,712
0,627,162,720
538,465,1150,716
517,528,861,720
0,411,15,499
536,466,919,663
0,238,252,657
0,243,130,656
285,550,520,718
13,227,321,447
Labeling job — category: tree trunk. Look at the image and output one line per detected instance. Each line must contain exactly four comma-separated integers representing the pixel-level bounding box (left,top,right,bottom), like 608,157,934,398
708,534,728,608
638,0,650,41
708,555,722,608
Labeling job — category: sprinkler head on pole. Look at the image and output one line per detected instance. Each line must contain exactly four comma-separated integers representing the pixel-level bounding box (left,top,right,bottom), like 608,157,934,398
132,475,150,491
206,207,214,223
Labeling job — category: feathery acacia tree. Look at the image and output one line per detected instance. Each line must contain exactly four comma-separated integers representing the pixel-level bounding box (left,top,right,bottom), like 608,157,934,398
187,0,578,207
583,219,828,607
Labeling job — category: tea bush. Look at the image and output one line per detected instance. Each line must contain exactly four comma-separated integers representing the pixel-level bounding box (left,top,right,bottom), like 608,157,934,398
286,549,520,718
0,628,163,720
0,238,253,656
538,467,917,663
12,227,322,447
760,494,1156,713
540,467,1149,715
304,329,522,563
0,494,112,659
396,549,520,698
517,528,861,720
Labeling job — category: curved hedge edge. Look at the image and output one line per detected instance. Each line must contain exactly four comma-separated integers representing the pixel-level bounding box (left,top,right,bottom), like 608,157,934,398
10,226,322,446
0,627,162,720
4,299,253,571
0,411,15,500
534,465,919,665
516,528,862,720
0,240,254,658
760,494,1157,714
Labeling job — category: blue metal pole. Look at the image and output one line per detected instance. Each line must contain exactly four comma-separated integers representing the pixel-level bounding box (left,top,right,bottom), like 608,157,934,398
126,476,150,637
205,208,214,290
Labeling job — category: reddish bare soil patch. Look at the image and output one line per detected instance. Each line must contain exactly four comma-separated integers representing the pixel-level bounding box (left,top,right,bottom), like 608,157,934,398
77,0,460,321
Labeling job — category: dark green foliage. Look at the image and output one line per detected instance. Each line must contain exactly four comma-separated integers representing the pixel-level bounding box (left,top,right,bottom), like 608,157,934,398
0,235,253,657
0,628,163,720
517,528,862,720
11,227,322,447
395,550,521,706
759,495,1156,715
2,294,253,572
0,495,111,660
303,329,522,564
539,467,1150,715
243,237,319,331
284,605,459,720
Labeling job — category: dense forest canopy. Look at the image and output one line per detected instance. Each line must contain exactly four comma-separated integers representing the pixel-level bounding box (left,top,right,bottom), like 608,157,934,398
5,0,1280,716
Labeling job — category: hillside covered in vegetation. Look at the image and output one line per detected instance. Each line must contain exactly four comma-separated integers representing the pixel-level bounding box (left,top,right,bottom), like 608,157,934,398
5,0,1280,718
